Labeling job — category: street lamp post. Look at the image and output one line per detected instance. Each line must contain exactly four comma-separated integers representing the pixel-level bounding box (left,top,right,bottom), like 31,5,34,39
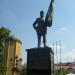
10,56,22,75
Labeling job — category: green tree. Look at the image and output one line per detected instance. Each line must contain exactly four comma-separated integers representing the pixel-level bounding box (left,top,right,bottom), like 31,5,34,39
0,27,11,75
54,68,66,75
20,64,27,75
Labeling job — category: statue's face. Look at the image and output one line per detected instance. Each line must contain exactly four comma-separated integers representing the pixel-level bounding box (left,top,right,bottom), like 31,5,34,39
40,11,44,18
40,14,44,18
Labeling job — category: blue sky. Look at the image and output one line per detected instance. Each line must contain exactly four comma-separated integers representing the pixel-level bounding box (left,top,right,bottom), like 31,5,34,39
0,0,75,64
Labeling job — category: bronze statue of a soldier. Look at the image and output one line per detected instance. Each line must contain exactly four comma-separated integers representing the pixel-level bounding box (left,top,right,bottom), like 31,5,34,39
33,0,54,48
33,11,47,47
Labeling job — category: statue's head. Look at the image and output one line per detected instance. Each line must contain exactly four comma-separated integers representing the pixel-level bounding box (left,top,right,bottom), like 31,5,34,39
40,11,44,17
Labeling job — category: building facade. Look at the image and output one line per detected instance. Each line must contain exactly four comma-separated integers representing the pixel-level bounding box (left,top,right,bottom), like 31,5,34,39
55,62,75,72
4,37,22,75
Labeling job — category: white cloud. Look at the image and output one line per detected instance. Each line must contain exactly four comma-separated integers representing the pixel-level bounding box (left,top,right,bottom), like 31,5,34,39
47,42,75,64
54,49,75,63
57,27,67,33
61,27,67,31
62,49,75,62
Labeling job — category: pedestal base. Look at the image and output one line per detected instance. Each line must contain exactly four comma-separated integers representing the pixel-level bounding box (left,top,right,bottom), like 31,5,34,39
26,47,54,75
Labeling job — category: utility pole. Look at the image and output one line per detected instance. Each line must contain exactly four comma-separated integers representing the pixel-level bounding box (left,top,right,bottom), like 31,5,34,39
56,41,58,65
56,41,59,75
59,40,62,75
53,41,54,53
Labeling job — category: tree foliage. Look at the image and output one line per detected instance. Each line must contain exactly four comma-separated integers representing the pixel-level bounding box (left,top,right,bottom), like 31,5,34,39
0,27,11,75
20,64,27,75
54,68,66,75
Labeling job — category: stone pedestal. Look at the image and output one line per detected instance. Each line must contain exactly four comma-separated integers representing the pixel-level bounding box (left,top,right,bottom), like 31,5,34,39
26,47,54,75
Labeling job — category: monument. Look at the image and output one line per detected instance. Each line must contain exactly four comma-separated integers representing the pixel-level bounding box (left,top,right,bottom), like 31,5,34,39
26,0,54,75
